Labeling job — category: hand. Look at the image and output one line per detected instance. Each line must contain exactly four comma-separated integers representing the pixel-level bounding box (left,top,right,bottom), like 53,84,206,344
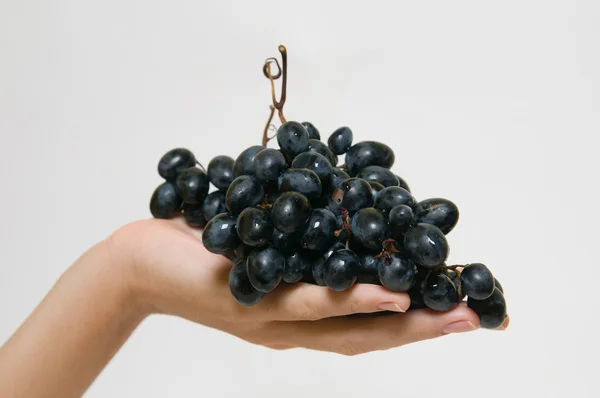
113,217,509,356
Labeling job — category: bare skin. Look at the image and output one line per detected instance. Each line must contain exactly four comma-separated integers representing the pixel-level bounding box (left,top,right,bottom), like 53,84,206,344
0,217,509,397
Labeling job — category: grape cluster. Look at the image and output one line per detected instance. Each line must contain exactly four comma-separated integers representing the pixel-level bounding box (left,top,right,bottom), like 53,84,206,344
148,45,507,329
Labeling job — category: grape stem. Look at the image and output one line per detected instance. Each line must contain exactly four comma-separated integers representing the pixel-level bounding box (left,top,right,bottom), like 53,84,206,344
261,105,276,146
263,45,288,124
196,160,206,172
374,238,400,261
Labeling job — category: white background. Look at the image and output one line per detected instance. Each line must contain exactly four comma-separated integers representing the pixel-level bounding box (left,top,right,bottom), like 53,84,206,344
1,1,598,397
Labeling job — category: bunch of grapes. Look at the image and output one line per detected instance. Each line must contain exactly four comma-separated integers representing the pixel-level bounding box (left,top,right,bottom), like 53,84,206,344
149,45,507,329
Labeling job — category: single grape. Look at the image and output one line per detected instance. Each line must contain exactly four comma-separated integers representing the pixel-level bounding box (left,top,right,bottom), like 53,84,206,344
278,168,322,200
331,168,351,189
396,175,411,193
468,288,507,329
150,182,182,219
225,175,264,215
356,251,381,284
423,273,459,312
247,246,285,293
291,152,333,187
202,191,226,222
368,181,385,200
302,121,321,140
344,141,395,176
158,148,196,181
373,186,415,216
308,139,337,166
389,204,414,237
404,223,449,267
460,263,495,300
415,198,460,235
202,213,241,255
182,203,207,227
271,191,311,233
377,252,417,292
301,208,337,251
233,145,264,178
324,249,360,291
229,260,265,306
312,242,345,286
236,207,273,247
351,208,388,250
176,167,210,204
327,126,353,155
338,178,374,215
494,278,504,294
252,148,286,184
277,121,310,157
207,155,235,191
357,165,399,187
272,229,301,255
283,251,312,283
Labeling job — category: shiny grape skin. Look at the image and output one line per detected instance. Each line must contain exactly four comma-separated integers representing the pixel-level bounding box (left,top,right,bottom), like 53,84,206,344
494,278,504,294
373,186,416,216
182,203,207,228
202,191,226,222
331,168,351,189
345,141,395,176
229,260,265,306
291,152,334,187
423,273,459,312
272,229,301,255
368,181,385,201
232,145,264,178
327,126,353,155
158,148,196,181
356,251,381,284
324,249,360,291
207,155,235,191
468,288,507,329
357,165,399,188
350,208,388,251
175,167,210,204
313,242,345,286
277,121,310,157
283,251,312,283
301,208,337,251
202,213,241,255
339,178,374,215
377,252,417,292
225,175,264,215
247,246,285,293
252,148,287,184
396,175,411,193
236,207,273,247
415,198,460,235
389,204,415,237
460,263,495,300
271,191,311,233
404,223,449,267
302,121,321,140
150,182,182,219
278,168,322,200
308,139,337,166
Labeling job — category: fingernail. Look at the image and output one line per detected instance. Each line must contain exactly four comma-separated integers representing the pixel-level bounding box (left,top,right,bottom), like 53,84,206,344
442,321,478,334
377,302,406,312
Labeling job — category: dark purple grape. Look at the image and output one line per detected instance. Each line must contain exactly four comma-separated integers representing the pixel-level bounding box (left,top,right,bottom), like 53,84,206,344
356,251,381,284
415,198,460,235
468,288,507,329
331,168,351,189
225,175,264,215
150,182,182,219
182,203,207,227
202,213,241,255
272,229,301,255
278,168,322,200
404,223,449,267
176,167,209,204
229,260,265,306
308,139,337,165
460,263,495,300
158,148,196,181
338,178,374,215
291,152,333,187
247,246,285,293
283,251,312,283
202,191,226,222
302,121,321,140
350,208,388,251
396,175,411,193
494,278,504,294
301,208,337,251
373,186,415,216
327,126,353,155
207,155,235,191
423,273,459,312
368,181,385,200
271,191,311,233
324,249,360,291
233,145,264,178
357,165,399,187
252,148,286,184
377,252,417,292
389,205,414,237
277,121,310,157
312,242,345,286
236,207,273,247
345,141,395,176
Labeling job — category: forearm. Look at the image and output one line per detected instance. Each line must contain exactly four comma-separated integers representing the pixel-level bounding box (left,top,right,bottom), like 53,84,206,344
0,237,146,398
